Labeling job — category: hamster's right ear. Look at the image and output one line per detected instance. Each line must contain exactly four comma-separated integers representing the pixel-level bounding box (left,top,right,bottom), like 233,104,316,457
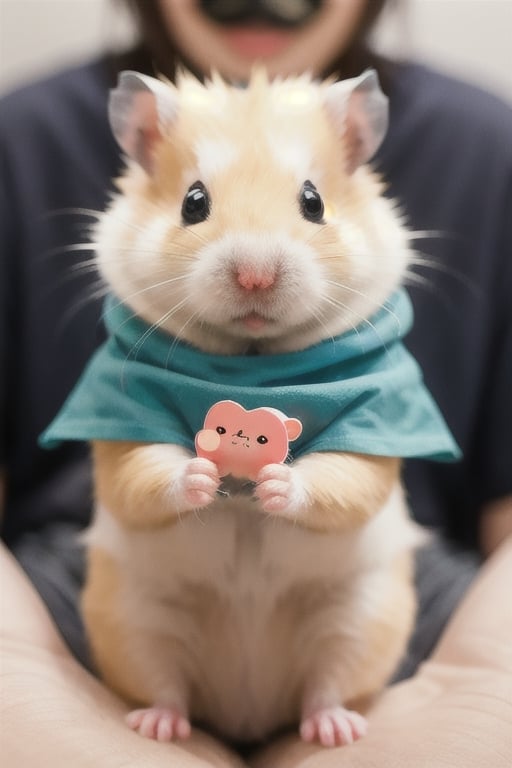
109,71,178,174
324,69,388,174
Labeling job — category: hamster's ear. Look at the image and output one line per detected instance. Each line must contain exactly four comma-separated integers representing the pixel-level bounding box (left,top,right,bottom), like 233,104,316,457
109,70,178,174
323,69,388,174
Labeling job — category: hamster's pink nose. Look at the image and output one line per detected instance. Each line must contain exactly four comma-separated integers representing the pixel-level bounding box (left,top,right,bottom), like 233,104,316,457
237,267,275,291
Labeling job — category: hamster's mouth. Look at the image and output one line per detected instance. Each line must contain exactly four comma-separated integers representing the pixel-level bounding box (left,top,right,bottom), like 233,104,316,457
236,312,270,332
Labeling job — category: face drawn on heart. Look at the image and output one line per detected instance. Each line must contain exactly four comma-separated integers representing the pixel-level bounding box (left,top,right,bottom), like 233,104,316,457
195,400,302,480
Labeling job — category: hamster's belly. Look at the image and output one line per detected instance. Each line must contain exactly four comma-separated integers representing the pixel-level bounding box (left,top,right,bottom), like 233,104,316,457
86,487,417,740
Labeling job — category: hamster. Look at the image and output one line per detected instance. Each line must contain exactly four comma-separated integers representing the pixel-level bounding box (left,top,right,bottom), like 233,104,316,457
81,69,420,748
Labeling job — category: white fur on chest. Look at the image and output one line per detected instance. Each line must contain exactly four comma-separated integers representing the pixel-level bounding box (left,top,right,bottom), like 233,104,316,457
88,482,415,602
87,484,419,739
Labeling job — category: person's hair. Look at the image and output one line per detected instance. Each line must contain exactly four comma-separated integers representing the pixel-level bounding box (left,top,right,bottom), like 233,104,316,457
115,0,392,86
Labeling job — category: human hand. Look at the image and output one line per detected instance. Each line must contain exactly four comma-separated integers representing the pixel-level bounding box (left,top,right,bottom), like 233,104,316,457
249,537,512,768
0,542,245,768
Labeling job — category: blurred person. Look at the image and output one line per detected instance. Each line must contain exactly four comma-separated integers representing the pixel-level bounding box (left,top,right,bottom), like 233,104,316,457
0,1,511,766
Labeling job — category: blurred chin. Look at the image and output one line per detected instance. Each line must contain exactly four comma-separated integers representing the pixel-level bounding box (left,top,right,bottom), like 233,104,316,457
220,26,295,60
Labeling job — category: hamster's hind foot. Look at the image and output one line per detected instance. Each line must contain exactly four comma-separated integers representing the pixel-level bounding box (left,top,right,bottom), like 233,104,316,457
300,706,368,747
126,706,192,742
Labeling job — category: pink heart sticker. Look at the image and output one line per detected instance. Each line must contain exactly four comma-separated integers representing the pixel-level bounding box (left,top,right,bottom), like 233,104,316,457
195,400,302,481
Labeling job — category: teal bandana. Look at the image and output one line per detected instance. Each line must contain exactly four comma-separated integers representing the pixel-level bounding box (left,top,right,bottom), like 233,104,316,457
41,290,460,461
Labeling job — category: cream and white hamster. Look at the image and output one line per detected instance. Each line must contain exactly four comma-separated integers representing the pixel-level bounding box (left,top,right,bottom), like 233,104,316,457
81,68,421,748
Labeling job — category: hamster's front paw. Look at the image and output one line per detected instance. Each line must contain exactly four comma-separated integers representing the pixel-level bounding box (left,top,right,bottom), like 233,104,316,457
126,706,191,742
255,464,307,518
172,457,220,511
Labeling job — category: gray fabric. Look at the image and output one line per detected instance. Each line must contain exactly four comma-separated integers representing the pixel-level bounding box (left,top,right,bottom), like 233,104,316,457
393,533,480,681
10,523,92,670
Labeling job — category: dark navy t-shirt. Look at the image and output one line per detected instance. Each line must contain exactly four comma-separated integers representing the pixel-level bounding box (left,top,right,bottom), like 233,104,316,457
1,56,511,549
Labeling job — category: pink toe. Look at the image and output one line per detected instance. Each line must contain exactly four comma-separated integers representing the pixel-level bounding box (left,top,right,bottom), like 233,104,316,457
126,707,191,742
156,714,173,742
300,707,367,748
349,711,368,740
125,709,144,730
139,710,159,739
176,717,192,739
300,719,315,742
331,715,353,745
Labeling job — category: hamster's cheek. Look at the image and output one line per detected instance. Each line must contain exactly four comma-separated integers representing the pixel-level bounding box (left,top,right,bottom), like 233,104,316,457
96,202,169,297
96,199,196,330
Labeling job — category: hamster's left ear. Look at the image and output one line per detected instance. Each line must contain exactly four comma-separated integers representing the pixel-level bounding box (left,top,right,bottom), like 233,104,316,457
109,71,178,174
324,69,388,174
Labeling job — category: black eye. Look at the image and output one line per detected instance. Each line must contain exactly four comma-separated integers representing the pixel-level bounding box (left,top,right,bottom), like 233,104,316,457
257,435,268,445
299,180,324,223
182,181,210,225
216,426,226,434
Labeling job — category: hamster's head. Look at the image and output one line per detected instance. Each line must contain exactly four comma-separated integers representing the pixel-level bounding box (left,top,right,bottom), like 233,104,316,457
96,69,410,354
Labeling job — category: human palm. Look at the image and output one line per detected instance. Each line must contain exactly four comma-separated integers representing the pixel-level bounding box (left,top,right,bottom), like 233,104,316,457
250,538,512,768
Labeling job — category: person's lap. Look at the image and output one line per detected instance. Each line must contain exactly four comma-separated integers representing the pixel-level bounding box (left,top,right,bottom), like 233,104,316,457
9,522,92,668
9,521,480,726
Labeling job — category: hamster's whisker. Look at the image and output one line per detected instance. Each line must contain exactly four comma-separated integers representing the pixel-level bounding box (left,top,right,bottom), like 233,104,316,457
324,278,387,311
44,207,159,240
103,284,189,343
193,509,207,526
49,255,159,287
122,299,189,377
116,276,189,307
402,269,480,320
320,295,363,332
322,294,392,347
324,278,366,296
403,269,435,290
408,253,478,296
62,242,100,252
304,223,329,245
177,225,209,246
151,201,208,246
407,229,447,242
306,307,336,346
41,242,99,261
162,248,202,262
41,241,173,263
325,279,403,332
66,262,103,276
43,206,103,221
165,309,203,367
55,281,110,332
41,263,108,307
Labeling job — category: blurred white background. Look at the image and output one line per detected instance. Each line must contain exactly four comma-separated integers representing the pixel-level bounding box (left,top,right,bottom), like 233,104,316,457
0,0,511,101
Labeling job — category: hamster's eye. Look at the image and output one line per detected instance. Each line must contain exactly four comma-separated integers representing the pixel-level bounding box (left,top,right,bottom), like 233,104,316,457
257,435,268,445
182,181,210,225
216,426,226,434
299,180,324,223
